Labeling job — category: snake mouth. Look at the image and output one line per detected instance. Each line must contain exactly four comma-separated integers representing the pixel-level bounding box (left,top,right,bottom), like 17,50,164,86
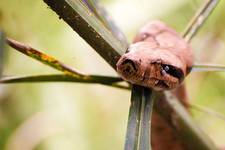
155,80,169,89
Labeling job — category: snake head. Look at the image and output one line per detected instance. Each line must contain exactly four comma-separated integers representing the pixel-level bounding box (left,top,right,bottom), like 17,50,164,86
116,42,186,91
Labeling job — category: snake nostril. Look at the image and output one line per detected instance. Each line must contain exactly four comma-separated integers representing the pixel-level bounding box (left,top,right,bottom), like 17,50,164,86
121,59,137,72
117,58,139,76
125,66,131,72
122,64,135,74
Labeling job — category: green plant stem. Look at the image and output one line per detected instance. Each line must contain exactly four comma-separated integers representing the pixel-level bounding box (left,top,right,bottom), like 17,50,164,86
183,0,220,42
163,92,217,150
190,103,225,121
82,0,128,45
0,32,4,77
192,64,225,72
0,74,129,90
138,87,154,150
124,85,154,150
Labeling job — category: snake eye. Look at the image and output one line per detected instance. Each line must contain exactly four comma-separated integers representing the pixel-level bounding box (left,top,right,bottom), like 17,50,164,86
162,64,184,81
163,65,169,72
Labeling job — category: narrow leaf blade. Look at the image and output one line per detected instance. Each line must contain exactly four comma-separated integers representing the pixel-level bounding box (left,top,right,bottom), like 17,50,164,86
82,0,128,45
139,88,154,150
190,103,225,121
0,32,4,77
0,74,129,89
164,92,217,150
183,0,221,42
0,74,122,83
43,0,128,69
192,64,225,72
125,85,142,150
125,85,154,150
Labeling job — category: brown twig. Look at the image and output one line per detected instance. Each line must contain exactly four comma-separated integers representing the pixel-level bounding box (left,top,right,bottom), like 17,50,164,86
7,38,85,77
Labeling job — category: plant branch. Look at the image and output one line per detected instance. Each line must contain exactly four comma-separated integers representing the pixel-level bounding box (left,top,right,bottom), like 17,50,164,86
183,0,220,42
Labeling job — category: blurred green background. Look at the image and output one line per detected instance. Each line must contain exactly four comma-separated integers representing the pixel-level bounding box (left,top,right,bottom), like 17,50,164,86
0,0,225,149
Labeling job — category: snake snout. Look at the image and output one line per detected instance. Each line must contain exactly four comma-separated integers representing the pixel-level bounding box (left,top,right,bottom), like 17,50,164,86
116,57,139,79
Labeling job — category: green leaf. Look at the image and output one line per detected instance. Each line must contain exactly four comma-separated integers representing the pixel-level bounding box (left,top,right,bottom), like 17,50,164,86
0,32,4,77
81,0,128,45
183,0,221,42
124,85,154,150
190,103,225,122
192,64,225,72
43,0,128,69
0,74,129,89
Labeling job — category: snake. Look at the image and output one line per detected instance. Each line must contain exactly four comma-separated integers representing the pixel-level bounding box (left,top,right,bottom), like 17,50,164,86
116,20,193,91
